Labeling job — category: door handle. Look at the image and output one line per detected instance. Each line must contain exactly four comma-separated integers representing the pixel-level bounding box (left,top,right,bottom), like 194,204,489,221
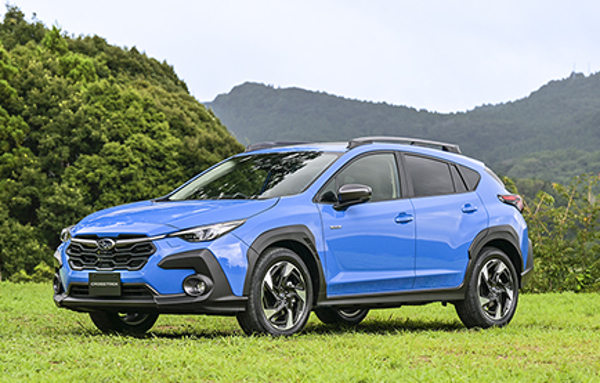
395,212,414,224
461,203,478,213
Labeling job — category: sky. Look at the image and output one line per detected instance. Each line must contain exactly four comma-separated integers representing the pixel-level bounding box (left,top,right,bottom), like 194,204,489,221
3,0,600,113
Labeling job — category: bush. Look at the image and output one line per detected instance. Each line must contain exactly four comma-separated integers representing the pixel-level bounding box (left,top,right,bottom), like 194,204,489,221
508,174,600,292
8,261,54,283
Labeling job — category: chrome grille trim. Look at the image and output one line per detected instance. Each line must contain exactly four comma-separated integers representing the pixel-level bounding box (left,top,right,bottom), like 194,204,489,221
66,235,163,271
70,234,166,246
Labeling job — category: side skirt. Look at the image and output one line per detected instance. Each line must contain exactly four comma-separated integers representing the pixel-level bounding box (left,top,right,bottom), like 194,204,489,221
316,285,467,310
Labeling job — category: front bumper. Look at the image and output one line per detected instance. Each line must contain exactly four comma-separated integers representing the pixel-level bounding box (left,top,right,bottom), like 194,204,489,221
53,288,246,315
54,249,247,315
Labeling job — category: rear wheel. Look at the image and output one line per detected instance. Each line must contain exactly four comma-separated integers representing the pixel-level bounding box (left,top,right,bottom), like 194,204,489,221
455,247,519,329
315,307,369,325
237,247,313,336
89,311,159,335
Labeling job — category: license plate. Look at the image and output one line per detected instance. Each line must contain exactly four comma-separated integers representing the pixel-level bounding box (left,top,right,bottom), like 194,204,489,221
89,273,122,296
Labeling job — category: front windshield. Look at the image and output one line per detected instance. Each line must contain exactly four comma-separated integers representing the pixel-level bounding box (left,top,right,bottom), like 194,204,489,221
168,151,340,201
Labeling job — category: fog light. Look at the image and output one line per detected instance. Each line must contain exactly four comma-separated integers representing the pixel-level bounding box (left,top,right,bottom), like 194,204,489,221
53,273,63,294
183,274,213,297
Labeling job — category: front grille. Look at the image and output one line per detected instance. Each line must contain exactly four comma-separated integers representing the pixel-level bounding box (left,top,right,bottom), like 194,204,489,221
69,284,155,299
66,235,156,271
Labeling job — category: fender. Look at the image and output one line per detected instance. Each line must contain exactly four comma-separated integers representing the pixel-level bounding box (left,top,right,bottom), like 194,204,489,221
466,224,525,285
243,225,327,300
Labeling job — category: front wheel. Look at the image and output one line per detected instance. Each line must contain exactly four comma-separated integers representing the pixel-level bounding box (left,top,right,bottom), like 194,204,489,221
237,247,313,336
315,307,369,325
89,311,159,335
455,247,519,329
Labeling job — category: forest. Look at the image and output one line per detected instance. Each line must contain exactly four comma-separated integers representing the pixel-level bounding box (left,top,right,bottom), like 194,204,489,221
0,6,243,280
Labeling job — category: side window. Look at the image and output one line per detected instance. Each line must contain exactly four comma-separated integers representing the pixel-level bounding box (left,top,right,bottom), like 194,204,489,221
338,153,400,202
319,153,400,203
405,155,454,197
461,165,482,191
451,165,468,193
318,178,337,203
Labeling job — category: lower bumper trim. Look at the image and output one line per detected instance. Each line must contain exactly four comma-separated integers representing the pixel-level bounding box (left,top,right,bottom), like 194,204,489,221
54,292,247,315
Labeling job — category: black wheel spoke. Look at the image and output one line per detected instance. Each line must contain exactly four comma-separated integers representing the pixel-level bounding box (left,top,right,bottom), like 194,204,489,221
238,247,313,335
260,260,309,331
477,257,516,322
263,301,287,321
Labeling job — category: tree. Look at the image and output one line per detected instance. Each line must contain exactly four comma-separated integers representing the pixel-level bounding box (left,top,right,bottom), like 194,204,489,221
0,5,244,279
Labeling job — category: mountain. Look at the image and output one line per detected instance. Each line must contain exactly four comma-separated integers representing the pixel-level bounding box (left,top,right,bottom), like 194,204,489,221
207,73,600,182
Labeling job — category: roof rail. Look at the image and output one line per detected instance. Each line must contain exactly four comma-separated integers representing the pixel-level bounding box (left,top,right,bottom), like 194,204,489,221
245,141,309,153
347,136,461,154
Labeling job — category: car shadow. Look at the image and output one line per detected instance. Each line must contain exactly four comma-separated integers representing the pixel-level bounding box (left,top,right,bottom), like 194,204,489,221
304,318,465,336
146,318,465,339
58,317,466,339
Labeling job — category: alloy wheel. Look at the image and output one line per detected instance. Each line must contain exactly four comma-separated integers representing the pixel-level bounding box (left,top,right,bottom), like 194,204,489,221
477,258,516,321
260,261,308,331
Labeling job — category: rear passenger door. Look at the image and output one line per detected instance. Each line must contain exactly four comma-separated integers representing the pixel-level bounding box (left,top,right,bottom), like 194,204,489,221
403,154,488,290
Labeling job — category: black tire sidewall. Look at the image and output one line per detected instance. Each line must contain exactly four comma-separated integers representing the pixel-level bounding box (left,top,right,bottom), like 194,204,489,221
466,248,519,328
89,311,158,334
337,308,369,323
248,247,313,336
315,307,369,325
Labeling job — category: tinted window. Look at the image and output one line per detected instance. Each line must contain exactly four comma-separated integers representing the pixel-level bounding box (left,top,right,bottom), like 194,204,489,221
320,153,400,202
460,165,482,191
169,151,340,200
405,155,454,197
451,165,468,193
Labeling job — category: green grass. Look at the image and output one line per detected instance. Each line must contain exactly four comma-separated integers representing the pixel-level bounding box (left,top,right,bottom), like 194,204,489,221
1,283,599,382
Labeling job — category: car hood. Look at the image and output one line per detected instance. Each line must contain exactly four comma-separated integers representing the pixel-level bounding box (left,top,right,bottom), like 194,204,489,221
72,199,279,237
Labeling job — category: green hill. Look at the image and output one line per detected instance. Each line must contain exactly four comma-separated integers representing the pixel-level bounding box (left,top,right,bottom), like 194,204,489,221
0,6,243,280
208,73,600,183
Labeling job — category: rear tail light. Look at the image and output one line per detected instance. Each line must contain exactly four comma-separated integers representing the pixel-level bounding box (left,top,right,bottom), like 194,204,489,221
498,194,524,213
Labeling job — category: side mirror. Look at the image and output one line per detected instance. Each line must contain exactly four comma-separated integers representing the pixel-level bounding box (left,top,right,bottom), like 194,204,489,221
334,184,372,210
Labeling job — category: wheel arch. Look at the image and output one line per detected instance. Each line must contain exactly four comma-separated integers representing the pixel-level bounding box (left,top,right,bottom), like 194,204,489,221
244,225,325,304
468,225,524,286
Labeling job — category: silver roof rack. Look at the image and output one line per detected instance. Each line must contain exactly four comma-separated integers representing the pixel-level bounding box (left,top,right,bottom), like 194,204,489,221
245,141,309,152
347,136,461,154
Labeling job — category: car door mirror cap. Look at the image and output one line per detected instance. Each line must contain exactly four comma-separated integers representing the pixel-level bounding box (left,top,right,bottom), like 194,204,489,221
334,184,372,210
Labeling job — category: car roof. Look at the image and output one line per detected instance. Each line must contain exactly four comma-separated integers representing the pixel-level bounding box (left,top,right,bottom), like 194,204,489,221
241,136,485,171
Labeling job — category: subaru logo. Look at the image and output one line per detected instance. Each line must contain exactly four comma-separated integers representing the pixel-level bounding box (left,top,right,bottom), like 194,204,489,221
97,238,116,251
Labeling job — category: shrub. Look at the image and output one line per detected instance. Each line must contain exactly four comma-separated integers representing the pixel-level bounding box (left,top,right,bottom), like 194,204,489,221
507,174,600,292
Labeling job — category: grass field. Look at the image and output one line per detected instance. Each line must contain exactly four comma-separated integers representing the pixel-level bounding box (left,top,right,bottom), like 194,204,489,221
1,283,599,382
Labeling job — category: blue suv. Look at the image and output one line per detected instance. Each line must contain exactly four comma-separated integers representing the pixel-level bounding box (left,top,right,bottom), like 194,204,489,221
53,137,533,335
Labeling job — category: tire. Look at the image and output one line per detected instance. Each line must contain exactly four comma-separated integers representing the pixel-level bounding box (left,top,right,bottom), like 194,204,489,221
315,307,369,325
236,247,313,336
455,247,519,329
89,311,159,335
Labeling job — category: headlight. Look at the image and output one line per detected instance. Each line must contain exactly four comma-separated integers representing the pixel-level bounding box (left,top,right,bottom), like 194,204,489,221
169,220,246,242
60,225,75,243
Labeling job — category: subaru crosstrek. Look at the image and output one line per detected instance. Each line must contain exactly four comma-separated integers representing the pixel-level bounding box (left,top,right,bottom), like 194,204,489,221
53,136,533,336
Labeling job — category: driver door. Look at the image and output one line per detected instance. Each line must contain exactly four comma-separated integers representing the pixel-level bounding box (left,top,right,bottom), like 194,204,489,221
316,152,416,297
